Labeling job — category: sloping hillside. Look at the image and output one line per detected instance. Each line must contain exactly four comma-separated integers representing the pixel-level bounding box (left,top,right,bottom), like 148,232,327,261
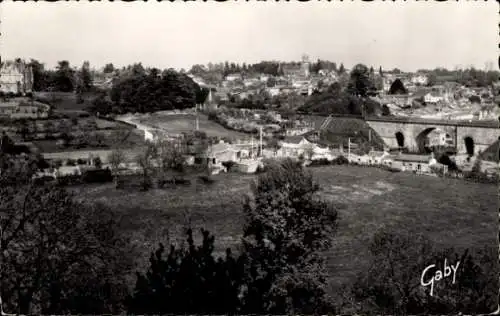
479,140,499,162
302,115,386,153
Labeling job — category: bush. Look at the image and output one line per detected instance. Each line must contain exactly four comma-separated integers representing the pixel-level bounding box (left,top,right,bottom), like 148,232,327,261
93,156,103,168
221,161,236,171
198,175,215,185
66,159,76,166
33,175,56,186
352,229,499,315
56,174,81,186
309,158,331,166
52,159,63,168
127,229,242,314
81,169,113,183
332,155,349,165
76,158,87,165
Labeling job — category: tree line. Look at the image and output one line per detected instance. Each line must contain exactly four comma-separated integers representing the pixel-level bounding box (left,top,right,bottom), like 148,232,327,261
190,59,349,79
0,149,497,315
418,67,499,88
28,59,92,93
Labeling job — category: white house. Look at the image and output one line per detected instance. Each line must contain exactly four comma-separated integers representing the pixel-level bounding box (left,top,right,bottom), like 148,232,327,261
426,128,454,147
225,73,242,81
411,74,428,85
243,78,260,87
311,145,336,161
277,136,315,158
267,87,281,97
424,92,444,104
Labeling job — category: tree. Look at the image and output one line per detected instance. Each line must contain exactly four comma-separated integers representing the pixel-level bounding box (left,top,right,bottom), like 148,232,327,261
29,59,52,92
77,61,92,93
347,64,373,97
189,64,207,75
427,73,437,87
53,61,75,92
195,87,210,105
388,79,408,95
338,63,345,74
267,77,277,88
156,140,187,187
103,63,115,74
304,143,315,161
108,149,125,188
136,144,156,191
239,159,338,314
110,67,199,113
352,229,498,315
380,105,391,116
128,228,244,314
0,175,131,314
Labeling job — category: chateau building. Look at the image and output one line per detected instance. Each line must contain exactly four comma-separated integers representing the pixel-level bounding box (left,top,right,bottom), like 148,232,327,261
0,60,34,95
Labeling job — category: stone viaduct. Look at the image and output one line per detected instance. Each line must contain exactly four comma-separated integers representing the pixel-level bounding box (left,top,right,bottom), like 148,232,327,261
364,116,499,155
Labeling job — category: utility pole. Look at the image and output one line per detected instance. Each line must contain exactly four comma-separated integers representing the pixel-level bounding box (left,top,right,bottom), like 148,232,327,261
348,137,351,160
259,126,263,157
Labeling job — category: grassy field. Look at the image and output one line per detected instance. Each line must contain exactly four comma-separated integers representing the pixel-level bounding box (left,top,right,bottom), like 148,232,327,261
75,165,498,293
138,113,249,139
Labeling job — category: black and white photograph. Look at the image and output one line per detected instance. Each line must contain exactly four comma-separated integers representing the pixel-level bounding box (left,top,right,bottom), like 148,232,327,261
0,1,499,315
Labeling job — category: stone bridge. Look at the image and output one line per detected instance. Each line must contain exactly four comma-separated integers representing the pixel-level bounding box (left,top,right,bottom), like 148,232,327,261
365,116,499,155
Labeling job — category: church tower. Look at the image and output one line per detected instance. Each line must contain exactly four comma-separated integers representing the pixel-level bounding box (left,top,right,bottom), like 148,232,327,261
301,54,310,78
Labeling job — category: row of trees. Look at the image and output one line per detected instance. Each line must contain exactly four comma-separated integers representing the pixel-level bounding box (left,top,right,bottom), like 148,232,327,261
419,67,499,87
190,60,350,79
29,59,92,93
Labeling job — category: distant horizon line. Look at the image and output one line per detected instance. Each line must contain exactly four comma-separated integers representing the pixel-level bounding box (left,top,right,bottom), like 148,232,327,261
2,55,497,74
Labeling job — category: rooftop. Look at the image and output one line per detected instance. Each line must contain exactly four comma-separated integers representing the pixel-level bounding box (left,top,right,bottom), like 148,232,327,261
392,154,430,163
282,135,306,144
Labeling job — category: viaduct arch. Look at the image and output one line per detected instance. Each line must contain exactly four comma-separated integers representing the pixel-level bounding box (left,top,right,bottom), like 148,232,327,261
365,117,498,155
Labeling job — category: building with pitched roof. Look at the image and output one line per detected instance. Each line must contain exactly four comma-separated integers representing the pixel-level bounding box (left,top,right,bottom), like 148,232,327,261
0,60,33,95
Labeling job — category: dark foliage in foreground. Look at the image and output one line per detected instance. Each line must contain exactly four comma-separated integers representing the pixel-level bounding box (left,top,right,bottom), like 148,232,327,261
128,229,244,314
0,164,133,314
128,159,338,314
239,159,338,314
351,230,498,315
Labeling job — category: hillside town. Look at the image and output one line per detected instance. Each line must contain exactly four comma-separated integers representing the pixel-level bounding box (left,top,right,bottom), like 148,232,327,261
1,55,498,181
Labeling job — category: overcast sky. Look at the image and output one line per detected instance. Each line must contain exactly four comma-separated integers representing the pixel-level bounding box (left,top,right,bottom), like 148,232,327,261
1,2,497,72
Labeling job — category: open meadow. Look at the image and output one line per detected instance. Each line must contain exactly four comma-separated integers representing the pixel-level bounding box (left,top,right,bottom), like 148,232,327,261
138,113,249,139
75,165,498,293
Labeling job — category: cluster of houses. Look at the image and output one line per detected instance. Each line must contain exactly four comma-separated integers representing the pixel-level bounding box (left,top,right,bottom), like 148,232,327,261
189,55,341,105
375,79,497,120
